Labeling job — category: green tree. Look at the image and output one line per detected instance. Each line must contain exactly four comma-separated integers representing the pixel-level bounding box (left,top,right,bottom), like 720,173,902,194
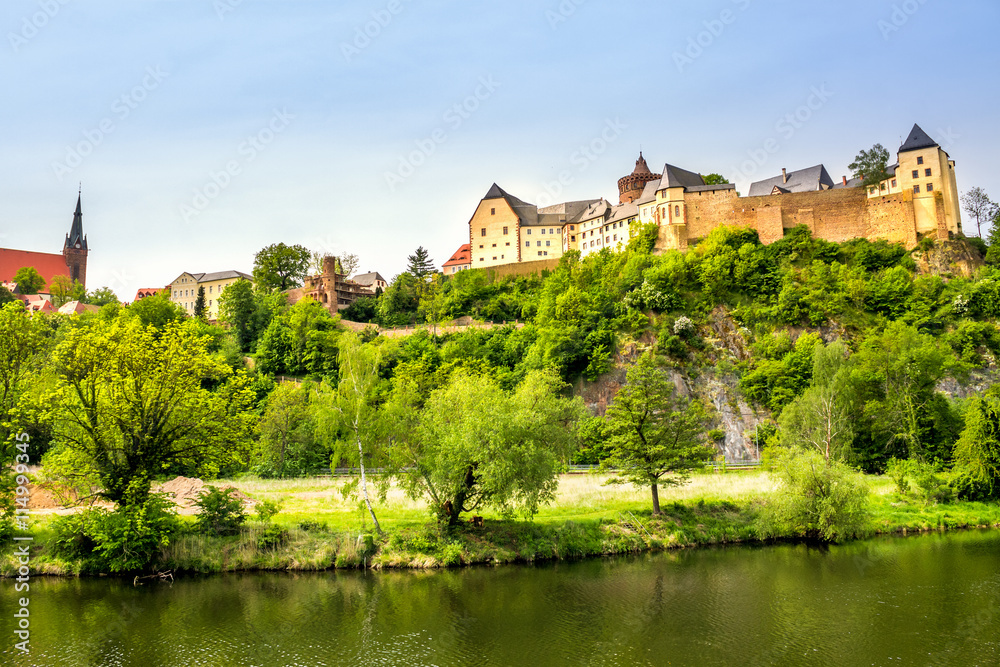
757,448,871,543
849,143,891,188
126,291,187,328
52,317,254,507
961,187,998,239
407,246,436,280
253,243,311,291
0,285,15,305
952,386,1000,499
396,369,584,526
601,354,714,514
12,267,45,295
703,173,728,185
256,382,316,477
218,279,271,352
86,287,120,307
193,286,207,320
777,340,853,462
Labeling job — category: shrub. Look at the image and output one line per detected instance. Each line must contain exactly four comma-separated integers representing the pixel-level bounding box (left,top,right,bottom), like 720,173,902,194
757,449,871,543
254,499,282,523
255,524,287,550
194,486,247,536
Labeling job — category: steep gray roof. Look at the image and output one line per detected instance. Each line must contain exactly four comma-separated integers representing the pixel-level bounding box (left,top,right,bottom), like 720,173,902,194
65,193,88,250
608,201,638,224
659,164,706,190
634,179,661,205
687,183,736,193
482,183,538,226
899,124,939,153
748,165,835,196
832,177,863,190
570,199,611,223
198,270,252,283
352,271,386,286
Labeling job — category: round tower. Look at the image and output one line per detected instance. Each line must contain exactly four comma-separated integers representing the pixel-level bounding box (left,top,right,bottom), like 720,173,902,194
617,153,660,205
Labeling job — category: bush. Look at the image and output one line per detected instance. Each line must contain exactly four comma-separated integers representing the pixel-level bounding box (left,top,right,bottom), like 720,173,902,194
886,458,954,504
757,449,871,543
51,494,180,572
254,499,282,523
255,524,287,550
194,486,247,536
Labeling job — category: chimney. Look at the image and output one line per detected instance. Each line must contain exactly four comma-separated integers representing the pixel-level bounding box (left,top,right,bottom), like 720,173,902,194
781,168,788,184
842,175,848,186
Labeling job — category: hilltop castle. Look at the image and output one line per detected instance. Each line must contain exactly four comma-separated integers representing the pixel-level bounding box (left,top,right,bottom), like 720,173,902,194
451,125,962,273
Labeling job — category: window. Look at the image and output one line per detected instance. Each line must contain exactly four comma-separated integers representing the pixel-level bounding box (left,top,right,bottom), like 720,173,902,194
505,242,510,246
481,228,486,236
536,241,541,247
541,228,546,234
525,241,530,247
545,240,550,247
538,251,542,256
492,256,497,260
913,185,921,194
526,229,532,235
479,244,484,249
549,228,554,234
570,235,576,241
491,243,496,247
479,257,484,262
544,251,548,256
925,168,932,177
917,156,924,165
870,187,876,195
491,208,495,215
569,225,575,231
501,255,504,259
209,300,213,307
674,205,680,217
926,183,934,192
613,234,617,242
880,183,887,191
502,226,508,235
605,236,610,244
912,170,919,179
892,179,897,188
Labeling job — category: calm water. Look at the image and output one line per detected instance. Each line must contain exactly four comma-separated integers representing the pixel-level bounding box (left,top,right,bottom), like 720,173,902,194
2,531,998,666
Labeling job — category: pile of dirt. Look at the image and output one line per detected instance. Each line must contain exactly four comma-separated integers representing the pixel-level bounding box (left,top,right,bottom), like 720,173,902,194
155,476,255,512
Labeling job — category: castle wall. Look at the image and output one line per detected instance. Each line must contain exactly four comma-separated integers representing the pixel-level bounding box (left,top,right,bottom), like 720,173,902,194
662,186,925,252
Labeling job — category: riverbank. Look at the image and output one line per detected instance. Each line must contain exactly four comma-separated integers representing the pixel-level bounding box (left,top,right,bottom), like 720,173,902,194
5,472,1000,576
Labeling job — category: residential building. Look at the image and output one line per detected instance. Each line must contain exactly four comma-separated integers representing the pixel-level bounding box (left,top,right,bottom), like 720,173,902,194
134,287,166,301
57,300,99,315
442,244,472,275
352,271,388,293
168,270,252,320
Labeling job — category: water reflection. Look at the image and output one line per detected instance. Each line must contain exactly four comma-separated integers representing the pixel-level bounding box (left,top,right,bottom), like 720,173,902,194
3,531,998,666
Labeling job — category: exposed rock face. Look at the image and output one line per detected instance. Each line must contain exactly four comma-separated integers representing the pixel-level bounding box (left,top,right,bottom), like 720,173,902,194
912,239,984,278
575,308,768,462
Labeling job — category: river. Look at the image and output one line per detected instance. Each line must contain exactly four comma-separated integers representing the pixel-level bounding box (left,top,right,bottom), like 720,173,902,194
3,530,998,666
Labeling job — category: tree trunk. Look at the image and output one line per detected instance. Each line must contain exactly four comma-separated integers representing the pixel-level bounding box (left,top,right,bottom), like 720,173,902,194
446,466,476,527
651,482,660,515
356,435,382,535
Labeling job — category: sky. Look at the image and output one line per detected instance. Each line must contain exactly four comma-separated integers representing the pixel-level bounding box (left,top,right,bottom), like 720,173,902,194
1,0,998,300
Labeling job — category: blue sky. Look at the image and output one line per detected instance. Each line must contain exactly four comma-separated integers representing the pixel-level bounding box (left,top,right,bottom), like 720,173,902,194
1,0,998,299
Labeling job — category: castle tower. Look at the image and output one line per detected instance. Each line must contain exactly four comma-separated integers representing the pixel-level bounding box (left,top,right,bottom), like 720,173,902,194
618,153,661,205
62,192,89,287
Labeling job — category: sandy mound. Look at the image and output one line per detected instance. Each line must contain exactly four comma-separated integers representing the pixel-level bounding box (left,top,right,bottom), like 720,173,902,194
155,476,255,513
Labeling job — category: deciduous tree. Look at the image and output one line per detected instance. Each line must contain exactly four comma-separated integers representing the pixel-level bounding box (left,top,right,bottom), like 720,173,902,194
253,242,311,291
601,354,714,514
52,317,254,507
849,143,891,188
12,267,45,295
961,187,998,239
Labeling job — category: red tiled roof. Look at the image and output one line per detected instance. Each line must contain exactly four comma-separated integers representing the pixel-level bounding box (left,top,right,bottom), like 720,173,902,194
134,287,166,300
442,243,472,268
57,300,99,315
0,249,70,289
20,295,54,314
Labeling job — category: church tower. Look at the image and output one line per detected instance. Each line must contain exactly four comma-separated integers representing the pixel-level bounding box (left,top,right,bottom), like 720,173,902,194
618,153,661,204
62,192,89,287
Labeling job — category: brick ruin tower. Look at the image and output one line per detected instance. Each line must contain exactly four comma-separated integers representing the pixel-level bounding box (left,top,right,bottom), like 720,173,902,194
617,152,661,205
62,192,89,287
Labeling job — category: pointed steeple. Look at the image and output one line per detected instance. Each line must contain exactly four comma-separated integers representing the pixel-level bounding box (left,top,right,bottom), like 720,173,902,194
899,124,939,153
65,191,87,251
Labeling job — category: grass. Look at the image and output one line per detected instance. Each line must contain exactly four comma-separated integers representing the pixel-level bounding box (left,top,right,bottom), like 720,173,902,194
5,469,999,576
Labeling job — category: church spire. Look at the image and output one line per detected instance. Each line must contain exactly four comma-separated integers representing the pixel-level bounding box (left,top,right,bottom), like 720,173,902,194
66,190,87,250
